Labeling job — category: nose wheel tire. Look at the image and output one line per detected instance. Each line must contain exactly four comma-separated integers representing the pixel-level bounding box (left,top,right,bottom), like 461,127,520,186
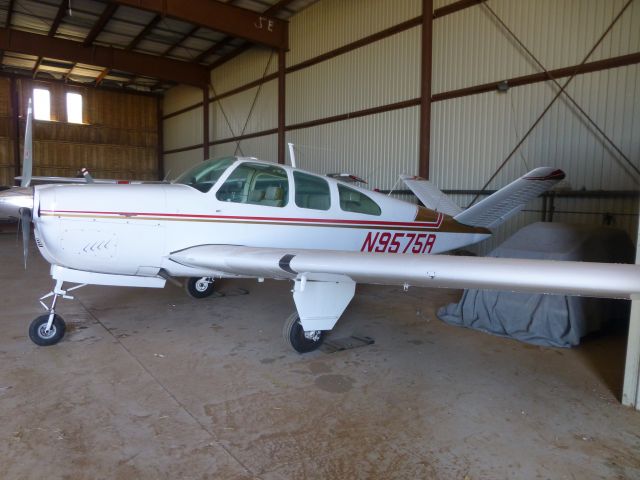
29,314,66,346
283,312,325,353
186,277,215,299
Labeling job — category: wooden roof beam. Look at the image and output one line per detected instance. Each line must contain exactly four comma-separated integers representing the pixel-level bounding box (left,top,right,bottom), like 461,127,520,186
194,36,234,64
208,0,296,69
5,0,15,28
95,13,162,87
0,0,15,64
83,3,118,47
112,0,288,49
31,57,42,78
94,68,109,86
126,13,162,51
0,27,209,86
161,25,199,57
49,0,68,36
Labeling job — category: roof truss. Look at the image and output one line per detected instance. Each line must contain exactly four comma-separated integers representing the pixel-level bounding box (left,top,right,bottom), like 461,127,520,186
112,0,288,49
0,27,209,86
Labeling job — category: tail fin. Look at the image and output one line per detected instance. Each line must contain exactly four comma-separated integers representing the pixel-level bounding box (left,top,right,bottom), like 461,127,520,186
453,167,565,229
400,175,463,217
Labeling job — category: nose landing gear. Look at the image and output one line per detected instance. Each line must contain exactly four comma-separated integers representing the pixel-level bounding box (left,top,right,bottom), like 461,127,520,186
29,314,66,346
28,279,85,346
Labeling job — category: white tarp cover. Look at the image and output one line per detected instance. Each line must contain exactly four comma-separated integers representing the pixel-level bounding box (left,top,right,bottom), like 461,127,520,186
437,222,634,347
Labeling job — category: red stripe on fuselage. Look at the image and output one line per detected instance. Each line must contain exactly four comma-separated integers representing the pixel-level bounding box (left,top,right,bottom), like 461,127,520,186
40,209,445,228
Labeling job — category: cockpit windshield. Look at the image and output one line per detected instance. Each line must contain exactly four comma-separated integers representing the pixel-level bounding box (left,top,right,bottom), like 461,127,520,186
173,157,236,193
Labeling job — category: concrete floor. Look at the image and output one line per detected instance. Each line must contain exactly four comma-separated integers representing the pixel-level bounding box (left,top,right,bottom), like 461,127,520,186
1,233,639,480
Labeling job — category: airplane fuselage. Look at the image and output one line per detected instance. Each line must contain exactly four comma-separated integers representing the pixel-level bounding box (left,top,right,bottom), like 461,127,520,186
31,160,490,279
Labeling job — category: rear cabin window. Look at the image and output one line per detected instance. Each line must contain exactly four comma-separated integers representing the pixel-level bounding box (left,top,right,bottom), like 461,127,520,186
338,184,381,216
216,162,289,207
293,171,330,211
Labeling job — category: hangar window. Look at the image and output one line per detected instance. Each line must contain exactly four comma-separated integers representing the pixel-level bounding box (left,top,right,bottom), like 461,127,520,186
338,184,381,216
66,92,83,124
33,88,51,121
217,162,289,207
294,171,330,210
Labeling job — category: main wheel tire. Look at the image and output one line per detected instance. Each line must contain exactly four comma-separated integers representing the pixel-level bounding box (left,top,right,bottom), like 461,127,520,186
185,277,215,299
283,312,325,353
29,314,66,346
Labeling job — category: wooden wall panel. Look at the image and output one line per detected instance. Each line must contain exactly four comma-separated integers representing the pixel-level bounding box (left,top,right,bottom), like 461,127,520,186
7,78,160,183
0,77,12,186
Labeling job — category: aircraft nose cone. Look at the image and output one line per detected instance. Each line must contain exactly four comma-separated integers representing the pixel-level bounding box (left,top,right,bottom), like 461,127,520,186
0,187,34,219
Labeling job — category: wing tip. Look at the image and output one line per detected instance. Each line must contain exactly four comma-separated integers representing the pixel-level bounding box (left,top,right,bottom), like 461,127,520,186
524,168,566,181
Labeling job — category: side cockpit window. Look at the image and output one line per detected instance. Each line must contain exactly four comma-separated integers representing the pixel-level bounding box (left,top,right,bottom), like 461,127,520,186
216,162,289,207
338,184,381,216
294,171,331,211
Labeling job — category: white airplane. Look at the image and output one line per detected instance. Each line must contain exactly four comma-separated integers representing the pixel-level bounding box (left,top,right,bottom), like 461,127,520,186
1,101,639,352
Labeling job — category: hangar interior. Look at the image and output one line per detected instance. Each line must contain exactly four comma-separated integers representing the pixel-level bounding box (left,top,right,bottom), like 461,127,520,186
1,0,640,478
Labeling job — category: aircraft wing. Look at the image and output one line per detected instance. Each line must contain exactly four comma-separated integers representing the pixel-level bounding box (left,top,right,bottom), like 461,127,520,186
15,176,154,185
169,245,640,299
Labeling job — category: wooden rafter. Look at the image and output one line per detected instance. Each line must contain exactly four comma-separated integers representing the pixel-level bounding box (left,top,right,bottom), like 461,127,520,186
83,3,118,47
208,0,296,69
94,68,110,86
194,36,235,64
5,0,15,28
161,25,199,57
192,0,239,64
31,57,43,78
0,27,209,86
112,0,287,49
49,0,68,36
95,13,162,87
0,0,16,66
126,14,162,51
31,1,70,81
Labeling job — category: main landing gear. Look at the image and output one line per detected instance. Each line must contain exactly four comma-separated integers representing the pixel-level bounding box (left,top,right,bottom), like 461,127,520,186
28,279,84,346
283,312,325,353
185,277,216,299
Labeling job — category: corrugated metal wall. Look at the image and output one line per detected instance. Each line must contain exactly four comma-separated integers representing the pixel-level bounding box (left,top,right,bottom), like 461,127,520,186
211,134,278,162
287,27,420,125
287,0,422,65
162,0,639,251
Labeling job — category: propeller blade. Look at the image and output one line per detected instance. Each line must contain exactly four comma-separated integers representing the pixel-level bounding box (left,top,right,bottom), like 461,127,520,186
21,98,33,188
20,207,31,269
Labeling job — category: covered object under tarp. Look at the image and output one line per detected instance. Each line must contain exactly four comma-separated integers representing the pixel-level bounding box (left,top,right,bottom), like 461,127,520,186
437,222,634,347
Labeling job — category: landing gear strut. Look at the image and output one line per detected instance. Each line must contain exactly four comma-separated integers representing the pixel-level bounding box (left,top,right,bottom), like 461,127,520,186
185,277,216,299
28,279,84,346
283,312,325,353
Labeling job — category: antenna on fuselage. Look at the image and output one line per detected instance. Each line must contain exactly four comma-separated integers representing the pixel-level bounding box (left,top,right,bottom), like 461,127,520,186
288,142,296,168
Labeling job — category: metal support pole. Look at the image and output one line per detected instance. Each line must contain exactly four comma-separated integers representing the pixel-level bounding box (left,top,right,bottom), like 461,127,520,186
419,0,433,179
277,48,286,165
203,86,210,160
623,197,640,409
